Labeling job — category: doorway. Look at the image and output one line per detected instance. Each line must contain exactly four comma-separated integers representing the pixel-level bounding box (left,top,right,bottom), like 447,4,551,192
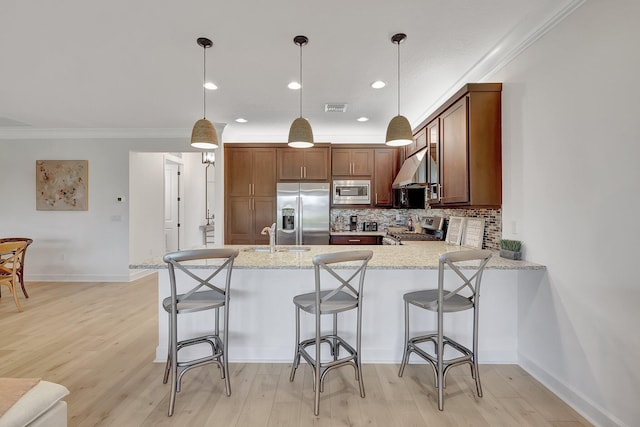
164,156,184,252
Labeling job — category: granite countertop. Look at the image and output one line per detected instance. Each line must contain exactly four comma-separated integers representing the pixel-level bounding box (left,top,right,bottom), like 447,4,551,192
132,241,544,271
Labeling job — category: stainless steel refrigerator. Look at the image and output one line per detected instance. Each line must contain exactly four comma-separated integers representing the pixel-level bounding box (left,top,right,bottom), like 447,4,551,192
276,182,330,245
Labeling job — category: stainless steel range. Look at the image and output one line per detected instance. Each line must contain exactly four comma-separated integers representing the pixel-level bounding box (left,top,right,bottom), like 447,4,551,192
383,216,446,245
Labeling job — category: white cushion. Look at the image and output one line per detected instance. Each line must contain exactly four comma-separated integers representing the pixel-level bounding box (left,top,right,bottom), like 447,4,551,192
0,381,69,427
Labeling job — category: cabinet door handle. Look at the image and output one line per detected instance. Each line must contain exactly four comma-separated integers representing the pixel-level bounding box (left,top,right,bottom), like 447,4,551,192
303,166,306,178
438,184,442,200
300,166,303,178
375,193,378,204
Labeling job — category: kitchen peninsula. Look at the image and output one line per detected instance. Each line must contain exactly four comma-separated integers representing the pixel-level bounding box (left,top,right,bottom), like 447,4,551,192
133,242,544,364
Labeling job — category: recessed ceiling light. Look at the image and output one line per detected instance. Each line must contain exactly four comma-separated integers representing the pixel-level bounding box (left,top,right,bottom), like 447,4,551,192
357,117,369,122
235,118,248,123
288,81,301,90
371,80,386,89
204,82,218,90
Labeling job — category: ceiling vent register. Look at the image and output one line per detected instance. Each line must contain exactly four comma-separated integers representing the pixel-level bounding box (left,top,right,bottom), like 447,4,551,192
324,103,348,113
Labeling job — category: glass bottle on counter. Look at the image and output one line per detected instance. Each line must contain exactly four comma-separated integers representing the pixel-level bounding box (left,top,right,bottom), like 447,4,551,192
408,215,414,232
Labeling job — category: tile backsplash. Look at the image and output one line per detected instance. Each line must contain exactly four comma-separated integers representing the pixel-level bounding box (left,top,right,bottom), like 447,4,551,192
331,207,502,250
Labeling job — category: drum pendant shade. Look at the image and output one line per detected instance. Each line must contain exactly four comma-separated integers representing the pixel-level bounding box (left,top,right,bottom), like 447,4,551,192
191,118,218,149
385,115,412,146
385,33,412,147
288,117,314,148
288,35,314,148
191,37,219,149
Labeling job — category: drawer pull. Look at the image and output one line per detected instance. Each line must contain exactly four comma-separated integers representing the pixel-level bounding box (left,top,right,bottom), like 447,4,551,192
348,239,361,242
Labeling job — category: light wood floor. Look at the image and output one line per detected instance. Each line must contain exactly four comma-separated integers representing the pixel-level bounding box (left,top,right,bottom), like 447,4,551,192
0,275,591,427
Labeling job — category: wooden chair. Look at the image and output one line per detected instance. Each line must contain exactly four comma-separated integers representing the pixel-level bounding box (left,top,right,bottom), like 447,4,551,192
0,238,33,298
0,241,28,312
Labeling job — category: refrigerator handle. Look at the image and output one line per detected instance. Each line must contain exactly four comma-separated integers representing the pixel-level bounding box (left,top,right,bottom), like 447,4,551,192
297,195,302,245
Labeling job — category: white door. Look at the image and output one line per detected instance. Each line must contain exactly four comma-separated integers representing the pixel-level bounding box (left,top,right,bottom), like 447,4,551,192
164,160,182,252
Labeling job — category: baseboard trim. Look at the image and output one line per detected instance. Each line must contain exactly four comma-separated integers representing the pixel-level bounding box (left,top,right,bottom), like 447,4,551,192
128,269,156,281
27,270,156,283
519,353,626,427
28,273,133,282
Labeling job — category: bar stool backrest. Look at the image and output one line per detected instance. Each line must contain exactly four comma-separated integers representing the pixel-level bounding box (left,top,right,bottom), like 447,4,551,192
163,248,239,306
438,249,492,306
312,250,373,304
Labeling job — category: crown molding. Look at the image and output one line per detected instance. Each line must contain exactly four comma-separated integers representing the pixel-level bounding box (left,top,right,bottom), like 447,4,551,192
0,124,227,140
412,0,586,129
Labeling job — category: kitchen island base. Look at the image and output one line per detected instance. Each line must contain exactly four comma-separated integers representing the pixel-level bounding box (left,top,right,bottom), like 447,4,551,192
155,266,542,364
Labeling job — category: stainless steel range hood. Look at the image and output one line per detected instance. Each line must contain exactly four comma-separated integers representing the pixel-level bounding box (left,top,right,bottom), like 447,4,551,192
392,148,428,188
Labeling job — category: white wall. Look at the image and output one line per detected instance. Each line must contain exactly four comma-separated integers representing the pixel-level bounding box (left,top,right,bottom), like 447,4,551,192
128,151,208,264
490,1,640,425
129,152,164,264
0,137,221,281
0,139,130,281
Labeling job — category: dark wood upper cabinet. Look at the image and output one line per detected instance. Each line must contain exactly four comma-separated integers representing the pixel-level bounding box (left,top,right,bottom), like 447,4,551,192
277,147,330,181
226,147,276,197
425,119,440,203
224,145,277,244
331,148,373,177
373,148,399,207
440,97,470,204
405,128,427,159
226,148,253,197
415,83,502,208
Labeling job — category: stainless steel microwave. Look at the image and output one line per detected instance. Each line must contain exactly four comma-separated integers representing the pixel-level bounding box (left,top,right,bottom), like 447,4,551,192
332,180,371,205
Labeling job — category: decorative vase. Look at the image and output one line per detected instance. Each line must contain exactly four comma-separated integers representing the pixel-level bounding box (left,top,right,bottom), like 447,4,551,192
500,249,522,260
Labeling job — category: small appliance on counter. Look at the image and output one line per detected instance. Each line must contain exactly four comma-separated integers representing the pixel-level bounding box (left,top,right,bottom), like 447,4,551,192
362,221,378,231
349,215,358,231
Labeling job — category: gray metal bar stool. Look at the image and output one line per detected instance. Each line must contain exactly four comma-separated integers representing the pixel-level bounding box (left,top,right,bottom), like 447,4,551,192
289,250,373,415
398,249,492,410
162,248,238,416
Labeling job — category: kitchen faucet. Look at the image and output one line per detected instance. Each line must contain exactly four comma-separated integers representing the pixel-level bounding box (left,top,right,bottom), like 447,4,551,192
261,223,276,253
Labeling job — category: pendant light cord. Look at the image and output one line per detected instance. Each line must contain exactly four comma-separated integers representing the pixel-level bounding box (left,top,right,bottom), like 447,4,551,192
397,40,401,116
203,45,207,119
299,42,303,118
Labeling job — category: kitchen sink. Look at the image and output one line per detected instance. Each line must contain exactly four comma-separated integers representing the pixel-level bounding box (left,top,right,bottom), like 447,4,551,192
243,247,273,252
243,246,310,253
278,247,310,252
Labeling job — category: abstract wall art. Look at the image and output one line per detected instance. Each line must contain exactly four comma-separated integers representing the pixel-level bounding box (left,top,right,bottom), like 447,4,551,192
36,160,88,211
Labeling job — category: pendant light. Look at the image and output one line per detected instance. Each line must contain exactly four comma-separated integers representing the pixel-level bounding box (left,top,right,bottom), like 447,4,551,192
385,33,413,147
191,37,219,149
288,35,314,148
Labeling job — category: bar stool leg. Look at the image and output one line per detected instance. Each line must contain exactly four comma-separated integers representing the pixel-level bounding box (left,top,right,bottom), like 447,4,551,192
168,311,178,417
472,306,483,397
314,310,321,416
289,307,301,382
163,334,171,384
356,305,365,398
437,307,444,411
332,313,338,361
398,301,410,377
223,306,231,396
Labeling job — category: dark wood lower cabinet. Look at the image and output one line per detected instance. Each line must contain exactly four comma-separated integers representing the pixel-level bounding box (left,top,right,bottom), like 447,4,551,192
330,235,381,245
226,197,274,245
